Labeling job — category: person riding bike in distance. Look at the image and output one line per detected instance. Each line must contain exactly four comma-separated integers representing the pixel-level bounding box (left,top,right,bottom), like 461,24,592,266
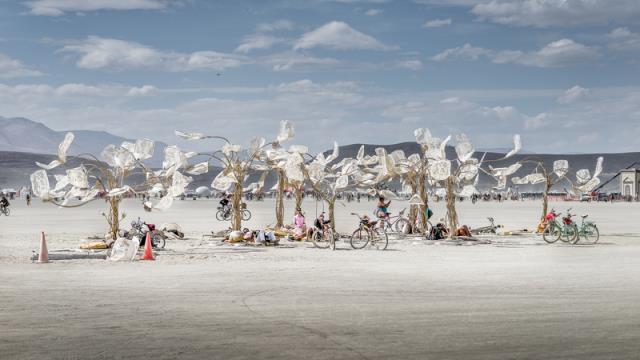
0,195,10,212
219,193,231,214
376,196,391,220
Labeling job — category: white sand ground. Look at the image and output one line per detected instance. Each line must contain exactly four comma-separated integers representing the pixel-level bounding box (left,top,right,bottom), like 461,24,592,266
1,198,639,359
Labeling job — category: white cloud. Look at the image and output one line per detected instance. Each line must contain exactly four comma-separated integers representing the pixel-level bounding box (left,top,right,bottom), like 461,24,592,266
235,34,284,53
127,85,158,97
256,20,295,32
0,53,42,78
472,0,640,28
25,0,175,16
365,8,383,16
524,113,548,129
261,51,340,71
294,21,394,51
60,36,249,72
432,39,600,67
423,18,452,28
557,85,589,104
608,27,640,52
394,59,423,70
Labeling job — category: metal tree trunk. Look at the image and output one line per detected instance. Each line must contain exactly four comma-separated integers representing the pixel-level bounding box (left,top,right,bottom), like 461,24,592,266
231,181,243,231
293,182,303,216
542,177,552,220
107,197,121,240
275,170,285,228
328,197,336,231
445,176,458,237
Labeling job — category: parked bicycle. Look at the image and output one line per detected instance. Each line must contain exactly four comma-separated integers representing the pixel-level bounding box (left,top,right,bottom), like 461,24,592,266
311,225,337,250
378,208,411,235
349,213,388,250
542,209,577,244
0,206,9,216
471,217,502,235
573,214,600,244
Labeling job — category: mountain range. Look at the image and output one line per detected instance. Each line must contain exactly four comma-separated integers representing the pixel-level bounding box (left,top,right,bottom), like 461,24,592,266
0,117,637,193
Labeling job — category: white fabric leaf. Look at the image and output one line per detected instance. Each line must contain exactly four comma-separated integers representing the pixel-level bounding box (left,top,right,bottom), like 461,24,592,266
222,143,242,156
458,159,479,182
58,132,74,163
169,171,192,197
53,175,70,192
153,194,174,210
505,134,521,159
186,161,209,175
356,145,365,161
163,146,187,172
184,151,198,159
108,186,132,197
284,153,305,183
36,160,61,170
334,175,349,190
133,138,155,160
428,160,451,181
249,137,266,157
553,160,569,178
149,183,165,194
211,172,235,191
575,177,600,193
325,141,339,164
175,130,206,140
414,128,431,145
277,120,295,143
408,194,423,205
455,134,474,163
457,184,479,198
66,167,89,189
30,170,50,199
493,176,507,190
593,156,604,179
576,169,591,184
288,145,308,155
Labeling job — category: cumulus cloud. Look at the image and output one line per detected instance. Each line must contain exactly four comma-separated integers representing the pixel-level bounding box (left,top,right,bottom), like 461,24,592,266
25,0,175,16
294,21,395,51
431,39,600,67
0,53,42,78
607,27,640,52
256,20,295,32
394,59,423,70
59,36,249,72
235,34,284,53
365,8,382,16
557,85,589,104
524,113,548,129
423,18,452,28
127,85,158,97
261,51,340,71
471,0,640,28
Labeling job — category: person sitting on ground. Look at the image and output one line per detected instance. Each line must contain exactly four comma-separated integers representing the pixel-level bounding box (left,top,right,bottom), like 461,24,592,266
0,195,10,211
455,225,472,237
429,222,449,240
376,196,391,220
292,207,307,240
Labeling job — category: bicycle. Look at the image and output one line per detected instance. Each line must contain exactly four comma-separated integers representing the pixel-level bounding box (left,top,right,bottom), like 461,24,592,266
573,214,600,244
0,206,9,216
349,213,389,250
377,208,411,234
311,226,336,250
471,217,502,235
542,209,577,244
216,204,251,222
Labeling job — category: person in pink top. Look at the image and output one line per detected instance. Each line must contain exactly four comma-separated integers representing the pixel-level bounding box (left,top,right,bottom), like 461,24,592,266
292,207,307,240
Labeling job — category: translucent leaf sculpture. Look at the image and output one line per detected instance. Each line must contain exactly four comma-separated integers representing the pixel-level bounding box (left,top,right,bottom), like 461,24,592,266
58,132,74,164
30,170,50,199
553,160,569,178
576,169,591,185
455,134,474,163
186,162,209,175
175,130,206,140
66,167,89,189
133,138,155,160
277,120,295,143
504,134,521,159
428,160,451,181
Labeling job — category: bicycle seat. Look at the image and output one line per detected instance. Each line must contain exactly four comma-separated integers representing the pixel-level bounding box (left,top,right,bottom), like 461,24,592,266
581,215,588,219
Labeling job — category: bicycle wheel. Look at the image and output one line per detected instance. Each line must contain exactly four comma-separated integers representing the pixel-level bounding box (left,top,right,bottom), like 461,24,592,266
542,224,560,243
4,208,9,216
312,229,331,249
394,218,410,234
215,210,225,221
370,228,389,250
241,209,251,221
560,225,577,243
350,227,370,249
582,224,600,244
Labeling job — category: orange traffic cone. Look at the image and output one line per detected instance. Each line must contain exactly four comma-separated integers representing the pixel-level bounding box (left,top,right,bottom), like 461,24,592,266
140,233,155,261
38,231,49,263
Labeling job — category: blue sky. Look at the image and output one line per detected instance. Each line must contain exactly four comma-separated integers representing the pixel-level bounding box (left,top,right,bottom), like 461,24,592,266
1,0,640,153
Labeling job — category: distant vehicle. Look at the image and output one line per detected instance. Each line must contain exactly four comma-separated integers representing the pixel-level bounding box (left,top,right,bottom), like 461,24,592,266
580,193,592,202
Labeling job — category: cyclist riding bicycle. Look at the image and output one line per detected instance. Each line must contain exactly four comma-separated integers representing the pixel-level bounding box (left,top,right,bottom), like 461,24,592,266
219,194,231,213
312,212,332,236
1,195,10,212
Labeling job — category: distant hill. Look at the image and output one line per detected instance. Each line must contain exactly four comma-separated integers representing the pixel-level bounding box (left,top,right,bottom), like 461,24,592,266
0,117,167,167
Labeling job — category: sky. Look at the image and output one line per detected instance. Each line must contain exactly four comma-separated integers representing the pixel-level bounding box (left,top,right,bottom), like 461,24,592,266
1,0,640,153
